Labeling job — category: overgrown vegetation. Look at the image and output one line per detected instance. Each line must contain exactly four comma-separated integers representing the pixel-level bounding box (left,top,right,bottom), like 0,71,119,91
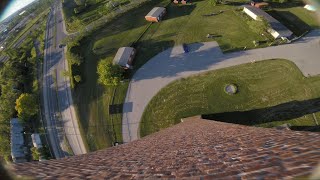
0,13,48,161
141,60,320,137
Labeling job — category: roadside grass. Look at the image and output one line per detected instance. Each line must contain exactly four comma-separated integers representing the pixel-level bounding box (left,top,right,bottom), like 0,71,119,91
140,59,320,137
72,0,268,151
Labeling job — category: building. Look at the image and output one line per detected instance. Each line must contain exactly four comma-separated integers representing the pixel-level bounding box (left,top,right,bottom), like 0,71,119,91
113,47,136,69
145,7,166,22
31,133,42,149
11,116,320,179
251,0,269,8
10,118,26,163
243,5,293,40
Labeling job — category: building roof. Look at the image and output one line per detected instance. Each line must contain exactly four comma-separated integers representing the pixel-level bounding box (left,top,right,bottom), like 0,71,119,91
11,116,320,179
10,118,26,162
243,5,293,37
113,47,135,67
145,7,166,18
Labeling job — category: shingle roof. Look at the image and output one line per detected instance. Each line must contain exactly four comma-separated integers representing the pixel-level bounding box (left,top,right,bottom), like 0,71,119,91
243,5,293,38
11,116,320,179
10,118,26,163
145,7,166,18
113,47,135,67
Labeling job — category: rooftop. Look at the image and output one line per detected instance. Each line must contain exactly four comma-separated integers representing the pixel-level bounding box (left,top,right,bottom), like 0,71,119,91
113,47,135,67
145,7,166,18
11,116,320,179
10,118,26,163
243,5,293,37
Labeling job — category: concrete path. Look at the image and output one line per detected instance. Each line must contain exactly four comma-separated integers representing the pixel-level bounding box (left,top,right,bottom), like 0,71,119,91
122,30,320,143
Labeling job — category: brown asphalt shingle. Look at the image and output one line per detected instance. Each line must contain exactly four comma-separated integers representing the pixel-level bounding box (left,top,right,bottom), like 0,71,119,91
10,116,320,179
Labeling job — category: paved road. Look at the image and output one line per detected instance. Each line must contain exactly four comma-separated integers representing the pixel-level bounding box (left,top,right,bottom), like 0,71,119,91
122,30,320,143
42,0,86,158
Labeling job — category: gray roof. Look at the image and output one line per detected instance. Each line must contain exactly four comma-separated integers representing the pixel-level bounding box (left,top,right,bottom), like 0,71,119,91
10,118,26,162
113,47,135,67
31,133,42,148
145,7,166,18
243,5,293,37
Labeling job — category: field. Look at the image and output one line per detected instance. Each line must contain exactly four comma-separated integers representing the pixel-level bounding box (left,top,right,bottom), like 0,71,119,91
72,0,270,151
140,59,320,137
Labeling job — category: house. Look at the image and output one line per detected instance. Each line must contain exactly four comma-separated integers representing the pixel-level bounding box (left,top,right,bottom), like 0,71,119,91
31,133,42,149
11,116,320,179
145,7,166,22
243,5,293,40
251,0,268,8
113,47,136,69
10,118,26,163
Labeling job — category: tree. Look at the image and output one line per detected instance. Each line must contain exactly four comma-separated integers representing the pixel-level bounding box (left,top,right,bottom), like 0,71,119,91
31,47,37,59
15,93,38,121
74,0,86,6
209,0,218,6
247,16,270,35
97,60,123,86
74,75,81,83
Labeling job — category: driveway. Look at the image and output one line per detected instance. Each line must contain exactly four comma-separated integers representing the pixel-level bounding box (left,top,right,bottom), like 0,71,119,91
122,30,320,143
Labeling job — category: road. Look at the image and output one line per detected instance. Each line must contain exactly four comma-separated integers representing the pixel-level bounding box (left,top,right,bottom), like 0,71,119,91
122,30,320,143
42,0,86,158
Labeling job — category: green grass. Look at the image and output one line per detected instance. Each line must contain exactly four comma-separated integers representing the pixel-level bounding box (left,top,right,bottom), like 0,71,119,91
267,6,320,36
140,59,320,137
71,0,283,151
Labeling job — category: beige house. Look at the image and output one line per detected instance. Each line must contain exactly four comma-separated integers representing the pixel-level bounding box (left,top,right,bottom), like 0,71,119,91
145,7,166,22
113,47,136,69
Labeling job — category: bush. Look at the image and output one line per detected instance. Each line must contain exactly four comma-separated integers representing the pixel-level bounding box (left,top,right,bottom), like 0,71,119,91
97,60,124,86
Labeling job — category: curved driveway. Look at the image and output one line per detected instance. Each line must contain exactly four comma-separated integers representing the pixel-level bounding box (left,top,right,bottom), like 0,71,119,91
122,30,320,143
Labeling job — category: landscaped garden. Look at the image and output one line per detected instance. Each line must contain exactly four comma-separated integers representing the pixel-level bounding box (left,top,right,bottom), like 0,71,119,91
67,0,320,151
71,0,270,151
140,59,320,137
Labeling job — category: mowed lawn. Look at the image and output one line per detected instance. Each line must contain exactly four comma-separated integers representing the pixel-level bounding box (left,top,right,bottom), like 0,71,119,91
268,6,319,36
140,60,320,137
73,0,269,151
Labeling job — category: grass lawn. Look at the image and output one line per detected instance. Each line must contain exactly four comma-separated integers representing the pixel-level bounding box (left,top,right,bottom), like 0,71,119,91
267,6,319,36
140,59,320,137
72,0,274,151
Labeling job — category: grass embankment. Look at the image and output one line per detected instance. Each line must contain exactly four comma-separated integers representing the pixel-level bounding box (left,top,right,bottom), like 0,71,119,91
72,0,268,151
140,60,320,137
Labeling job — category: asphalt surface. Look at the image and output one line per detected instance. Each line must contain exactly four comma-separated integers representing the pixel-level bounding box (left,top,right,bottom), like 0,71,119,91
42,0,86,158
122,30,320,143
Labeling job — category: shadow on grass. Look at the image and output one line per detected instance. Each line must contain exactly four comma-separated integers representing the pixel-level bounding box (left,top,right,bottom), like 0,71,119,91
267,10,311,36
202,97,320,126
268,0,304,9
290,125,320,132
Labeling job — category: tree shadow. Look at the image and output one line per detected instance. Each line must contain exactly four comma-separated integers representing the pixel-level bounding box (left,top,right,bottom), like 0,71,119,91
202,97,320,126
164,3,196,20
268,0,304,9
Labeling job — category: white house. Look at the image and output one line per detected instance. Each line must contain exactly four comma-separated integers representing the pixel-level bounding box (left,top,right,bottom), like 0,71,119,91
113,47,136,69
10,118,27,163
243,5,293,40
31,133,42,149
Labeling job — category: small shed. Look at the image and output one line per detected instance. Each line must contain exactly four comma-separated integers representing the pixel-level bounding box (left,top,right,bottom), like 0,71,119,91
113,47,136,69
31,133,42,149
145,7,166,22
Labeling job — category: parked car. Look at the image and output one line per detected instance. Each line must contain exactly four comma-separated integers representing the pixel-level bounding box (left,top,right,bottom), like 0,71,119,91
58,44,65,48
182,43,189,53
